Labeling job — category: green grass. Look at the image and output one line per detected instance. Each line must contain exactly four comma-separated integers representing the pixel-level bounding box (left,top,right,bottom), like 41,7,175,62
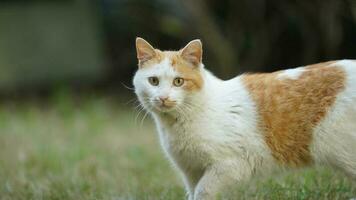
0,94,355,200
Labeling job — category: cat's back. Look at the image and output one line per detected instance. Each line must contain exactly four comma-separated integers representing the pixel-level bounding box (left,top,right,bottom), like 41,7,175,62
240,60,356,167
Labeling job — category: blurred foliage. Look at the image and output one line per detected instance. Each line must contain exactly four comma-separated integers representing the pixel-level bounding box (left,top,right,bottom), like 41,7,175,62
1,0,356,94
0,0,105,94
104,0,356,84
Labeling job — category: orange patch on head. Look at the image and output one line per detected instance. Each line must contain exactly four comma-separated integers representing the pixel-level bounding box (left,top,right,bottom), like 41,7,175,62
152,50,204,92
242,62,346,166
138,49,163,68
136,38,204,91
170,53,203,91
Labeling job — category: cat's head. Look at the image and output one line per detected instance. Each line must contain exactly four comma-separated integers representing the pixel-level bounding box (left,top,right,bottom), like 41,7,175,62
133,38,204,114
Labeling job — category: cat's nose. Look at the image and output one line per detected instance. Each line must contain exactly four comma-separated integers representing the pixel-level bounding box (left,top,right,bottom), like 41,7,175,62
159,96,169,103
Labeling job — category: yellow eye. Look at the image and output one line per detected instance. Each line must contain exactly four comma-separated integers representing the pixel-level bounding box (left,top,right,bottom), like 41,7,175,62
173,77,184,87
148,77,159,86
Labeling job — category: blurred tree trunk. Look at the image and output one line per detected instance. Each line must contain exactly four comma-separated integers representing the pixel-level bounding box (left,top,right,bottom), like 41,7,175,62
348,0,356,25
180,0,238,78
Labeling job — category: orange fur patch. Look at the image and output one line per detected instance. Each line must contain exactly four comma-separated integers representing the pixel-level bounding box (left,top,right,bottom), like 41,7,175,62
170,54,203,91
136,38,203,91
138,49,163,68
141,50,204,92
242,62,346,166
162,99,177,108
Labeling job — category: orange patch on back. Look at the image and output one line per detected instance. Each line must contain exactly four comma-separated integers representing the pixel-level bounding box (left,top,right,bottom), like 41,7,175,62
242,62,346,166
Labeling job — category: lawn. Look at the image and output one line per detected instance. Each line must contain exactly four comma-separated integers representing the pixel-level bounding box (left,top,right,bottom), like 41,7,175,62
0,93,355,200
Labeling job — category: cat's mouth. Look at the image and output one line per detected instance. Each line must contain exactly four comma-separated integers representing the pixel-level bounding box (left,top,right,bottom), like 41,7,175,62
152,100,177,112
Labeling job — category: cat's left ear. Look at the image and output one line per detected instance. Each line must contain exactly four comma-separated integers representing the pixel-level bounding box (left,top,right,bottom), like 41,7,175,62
136,37,156,64
180,39,202,66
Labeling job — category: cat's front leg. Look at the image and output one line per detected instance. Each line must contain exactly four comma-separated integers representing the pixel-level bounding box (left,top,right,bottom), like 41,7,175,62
184,181,194,200
193,159,253,200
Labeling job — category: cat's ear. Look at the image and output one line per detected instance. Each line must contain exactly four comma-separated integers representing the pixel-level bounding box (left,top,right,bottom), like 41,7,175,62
136,37,156,64
180,39,202,66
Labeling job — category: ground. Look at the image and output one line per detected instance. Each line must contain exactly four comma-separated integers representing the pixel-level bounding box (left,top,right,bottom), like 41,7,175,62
0,93,355,200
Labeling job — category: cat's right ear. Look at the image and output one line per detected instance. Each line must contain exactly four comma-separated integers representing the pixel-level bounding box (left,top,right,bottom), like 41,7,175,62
136,37,156,64
180,39,202,66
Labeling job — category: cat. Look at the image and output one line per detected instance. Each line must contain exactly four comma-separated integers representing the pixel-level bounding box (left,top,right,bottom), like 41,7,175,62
133,37,356,200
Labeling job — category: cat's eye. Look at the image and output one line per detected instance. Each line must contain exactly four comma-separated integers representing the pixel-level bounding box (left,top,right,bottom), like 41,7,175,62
148,77,159,86
173,77,184,87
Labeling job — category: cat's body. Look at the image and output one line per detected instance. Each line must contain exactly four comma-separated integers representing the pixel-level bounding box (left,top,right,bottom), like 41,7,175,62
133,38,356,200
153,70,277,198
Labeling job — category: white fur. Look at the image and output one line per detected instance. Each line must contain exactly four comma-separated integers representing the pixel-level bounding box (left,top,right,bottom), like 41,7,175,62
133,58,188,112
133,59,356,200
277,67,306,80
310,60,356,176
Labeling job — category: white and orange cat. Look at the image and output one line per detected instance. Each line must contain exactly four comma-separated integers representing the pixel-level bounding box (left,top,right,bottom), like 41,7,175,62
133,37,356,200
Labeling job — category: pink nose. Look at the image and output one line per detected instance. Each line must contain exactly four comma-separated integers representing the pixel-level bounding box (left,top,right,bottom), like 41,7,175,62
159,96,168,102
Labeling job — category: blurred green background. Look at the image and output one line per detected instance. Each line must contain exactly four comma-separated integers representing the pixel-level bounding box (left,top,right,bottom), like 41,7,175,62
1,0,356,95
1,0,356,199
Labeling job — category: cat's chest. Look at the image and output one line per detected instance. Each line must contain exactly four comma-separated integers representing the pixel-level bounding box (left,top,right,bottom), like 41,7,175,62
158,117,215,168
160,119,205,152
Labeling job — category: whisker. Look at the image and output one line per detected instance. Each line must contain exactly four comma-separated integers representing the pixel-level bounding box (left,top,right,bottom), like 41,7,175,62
121,82,135,91
126,98,139,106
140,110,150,127
134,105,145,125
